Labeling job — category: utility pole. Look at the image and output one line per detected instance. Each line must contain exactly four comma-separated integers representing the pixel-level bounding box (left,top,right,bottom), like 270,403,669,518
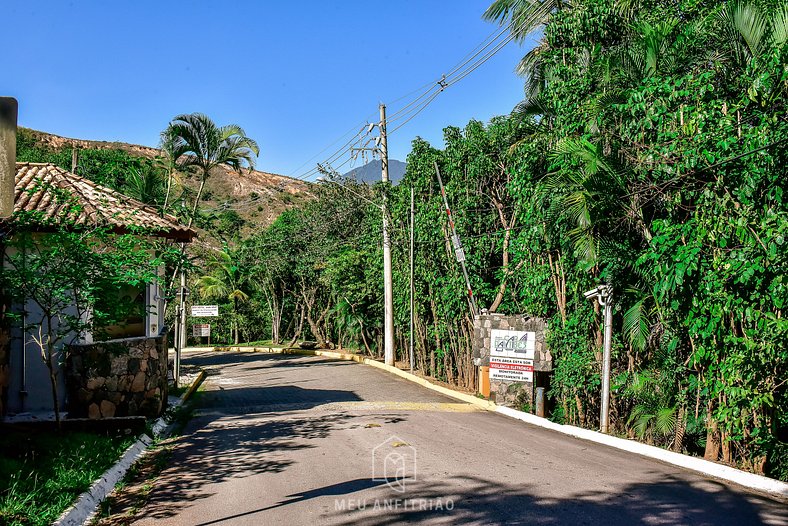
409,186,415,374
434,161,478,316
71,147,78,174
380,103,395,367
176,271,188,386
584,285,613,433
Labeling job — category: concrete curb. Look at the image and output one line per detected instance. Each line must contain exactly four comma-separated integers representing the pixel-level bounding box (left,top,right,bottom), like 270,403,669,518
495,407,788,499
53,371,206,526
205,345,788,499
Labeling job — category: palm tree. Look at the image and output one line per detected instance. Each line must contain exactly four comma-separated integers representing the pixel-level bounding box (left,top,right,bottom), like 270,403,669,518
167,113,260,228
122,162,167,208
715,1,788,71
157,124,186,214
484,0,568,104
195,249,256,345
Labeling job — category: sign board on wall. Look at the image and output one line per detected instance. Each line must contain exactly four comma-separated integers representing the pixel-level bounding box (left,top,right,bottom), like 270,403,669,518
192,324,211,337
489,329,535,382
191,305,219,317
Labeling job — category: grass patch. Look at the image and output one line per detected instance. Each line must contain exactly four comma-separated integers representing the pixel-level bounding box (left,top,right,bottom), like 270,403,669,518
0,430,136,526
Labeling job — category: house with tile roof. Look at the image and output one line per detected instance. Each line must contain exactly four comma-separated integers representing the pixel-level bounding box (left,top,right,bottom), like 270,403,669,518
0,161,196,419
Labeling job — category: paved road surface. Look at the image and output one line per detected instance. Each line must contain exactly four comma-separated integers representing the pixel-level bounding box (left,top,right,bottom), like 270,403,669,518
133,351,787,525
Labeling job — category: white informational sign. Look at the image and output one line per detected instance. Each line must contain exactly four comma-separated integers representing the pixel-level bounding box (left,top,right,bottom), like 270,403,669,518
192,324,211,337
191,305,219,317
489,329,536,382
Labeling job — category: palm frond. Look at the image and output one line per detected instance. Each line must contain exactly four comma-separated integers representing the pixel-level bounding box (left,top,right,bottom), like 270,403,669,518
623,297,651,352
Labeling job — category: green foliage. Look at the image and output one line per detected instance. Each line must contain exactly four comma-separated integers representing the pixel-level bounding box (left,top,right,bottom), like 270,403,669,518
196,0,788,480
0,431,135,526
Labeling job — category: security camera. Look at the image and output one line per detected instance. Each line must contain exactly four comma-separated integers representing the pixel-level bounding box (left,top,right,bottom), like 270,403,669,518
584,287,601,299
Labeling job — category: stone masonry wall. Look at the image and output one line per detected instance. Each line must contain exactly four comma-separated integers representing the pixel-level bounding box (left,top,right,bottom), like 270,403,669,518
473,314,551,408
66,332,168,419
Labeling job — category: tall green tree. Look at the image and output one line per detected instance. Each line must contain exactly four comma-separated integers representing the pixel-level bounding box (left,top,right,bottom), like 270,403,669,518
167,113,260,228
195,248,256,345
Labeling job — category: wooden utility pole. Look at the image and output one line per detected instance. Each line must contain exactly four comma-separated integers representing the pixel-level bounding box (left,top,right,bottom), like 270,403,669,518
380,103,395,366
71,147,78,174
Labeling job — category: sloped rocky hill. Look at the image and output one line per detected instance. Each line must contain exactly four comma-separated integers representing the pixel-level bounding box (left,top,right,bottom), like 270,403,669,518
18,128,314,234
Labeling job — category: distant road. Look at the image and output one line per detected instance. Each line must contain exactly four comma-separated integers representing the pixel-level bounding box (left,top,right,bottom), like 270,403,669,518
132,351,787,525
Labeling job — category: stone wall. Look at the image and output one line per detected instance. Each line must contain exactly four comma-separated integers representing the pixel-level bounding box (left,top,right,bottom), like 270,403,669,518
66,331,168,419
472,313,551,408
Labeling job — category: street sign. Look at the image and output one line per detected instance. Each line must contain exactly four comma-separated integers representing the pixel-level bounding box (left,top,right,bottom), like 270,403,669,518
192,324,210,337
489,329,536,382
191,305,218,317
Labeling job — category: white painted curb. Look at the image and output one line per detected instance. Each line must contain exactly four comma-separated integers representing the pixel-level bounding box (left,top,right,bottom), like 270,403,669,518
495,406,788,499
53,371,206,526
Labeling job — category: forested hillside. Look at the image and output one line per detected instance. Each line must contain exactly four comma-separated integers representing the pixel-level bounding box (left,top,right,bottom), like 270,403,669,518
16,127,313,243
217,0,787,480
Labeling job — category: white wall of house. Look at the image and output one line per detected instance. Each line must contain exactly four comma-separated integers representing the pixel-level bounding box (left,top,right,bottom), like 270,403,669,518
7,298,72,414
4,245,166,415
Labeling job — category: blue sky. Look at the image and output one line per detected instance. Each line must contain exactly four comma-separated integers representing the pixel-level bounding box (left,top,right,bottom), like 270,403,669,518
5,1,533,179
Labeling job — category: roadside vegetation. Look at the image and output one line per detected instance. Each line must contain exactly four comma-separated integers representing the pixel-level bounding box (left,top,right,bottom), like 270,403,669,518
11,0,786,483
0,430,135,526
201,0,788,481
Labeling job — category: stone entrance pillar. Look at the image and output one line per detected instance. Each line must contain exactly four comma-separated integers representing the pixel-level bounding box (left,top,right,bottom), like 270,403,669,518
472,313,553,409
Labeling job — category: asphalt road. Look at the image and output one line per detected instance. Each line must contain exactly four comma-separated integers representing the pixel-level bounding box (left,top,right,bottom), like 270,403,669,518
132,351,787,525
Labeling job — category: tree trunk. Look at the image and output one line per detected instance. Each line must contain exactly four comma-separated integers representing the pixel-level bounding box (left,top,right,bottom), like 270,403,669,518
548,251,567,326
187,175,208,229
488,207,516,313
673,405,686,452
704,401,721,461
288,303,305,347
233,297,240,345
575,393,586,428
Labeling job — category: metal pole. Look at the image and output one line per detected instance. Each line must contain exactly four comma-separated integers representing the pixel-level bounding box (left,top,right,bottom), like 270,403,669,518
433,161,478,316
600,287,613,433
380,103,395,366
176,271,187,386
409,186,415,374
173,304,180,383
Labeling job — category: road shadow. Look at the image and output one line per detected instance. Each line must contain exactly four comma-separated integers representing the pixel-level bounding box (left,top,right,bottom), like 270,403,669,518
184,351,351,371
193,472,787,525
133,407,355,521
133,375,410,522
197,385,364,413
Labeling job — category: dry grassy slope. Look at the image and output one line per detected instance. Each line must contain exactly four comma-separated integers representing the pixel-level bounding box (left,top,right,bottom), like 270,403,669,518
22,128,315,231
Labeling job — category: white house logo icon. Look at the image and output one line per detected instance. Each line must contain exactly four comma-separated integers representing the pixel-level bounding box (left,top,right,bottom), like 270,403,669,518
371,435,417,493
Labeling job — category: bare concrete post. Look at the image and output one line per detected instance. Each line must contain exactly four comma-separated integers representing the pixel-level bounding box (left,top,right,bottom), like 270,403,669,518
535,387,545,417
0,97,18,218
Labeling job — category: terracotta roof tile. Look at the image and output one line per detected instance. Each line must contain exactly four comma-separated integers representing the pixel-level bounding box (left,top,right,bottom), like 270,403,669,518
8,163,195,240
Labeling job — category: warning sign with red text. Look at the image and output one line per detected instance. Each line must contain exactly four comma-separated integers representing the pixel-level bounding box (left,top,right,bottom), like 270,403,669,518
489,356,534,382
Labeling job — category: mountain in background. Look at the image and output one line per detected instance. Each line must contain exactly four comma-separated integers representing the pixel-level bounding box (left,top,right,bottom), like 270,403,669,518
342,159,406,184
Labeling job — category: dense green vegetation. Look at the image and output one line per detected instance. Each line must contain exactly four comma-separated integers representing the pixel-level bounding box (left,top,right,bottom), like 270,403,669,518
10,0,786,482
214,0,787,480
0,430,135,525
